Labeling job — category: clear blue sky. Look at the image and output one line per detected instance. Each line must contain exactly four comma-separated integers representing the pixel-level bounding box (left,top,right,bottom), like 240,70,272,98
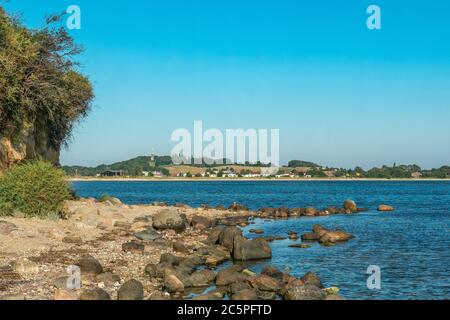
4,0,450,169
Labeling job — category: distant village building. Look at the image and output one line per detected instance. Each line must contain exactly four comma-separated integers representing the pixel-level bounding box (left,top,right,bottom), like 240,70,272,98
152,171,164,178
411,172,422,179
101,170,125,177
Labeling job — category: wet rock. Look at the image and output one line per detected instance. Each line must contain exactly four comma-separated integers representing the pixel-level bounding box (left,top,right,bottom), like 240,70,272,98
289,208,305,216
288,232,299,240
318,230,353,245
13,258,39,275
218,227,243,252
304,207,318,216
173,241,189,254
324,286,340,295
215,265,246,286
285,284,326,300
122,241,145,254
232,289,259,300
153,208,186,232
378,204,395,212
233,236,272,261
300,232,317,241
62,236,83,244
118,279,144,300
249,229,265,234
289,244,311,249
77,256,103,275
79,288,111,300
54,289,78,300
301,272,324,288
324,294,345,300
0,221,17,235
344,200,357,213
190,216,211,229
248,275,280,292
134,228,162,241
96,272,120,285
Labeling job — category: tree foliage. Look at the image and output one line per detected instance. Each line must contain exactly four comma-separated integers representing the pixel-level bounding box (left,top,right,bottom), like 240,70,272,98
0,7,93,149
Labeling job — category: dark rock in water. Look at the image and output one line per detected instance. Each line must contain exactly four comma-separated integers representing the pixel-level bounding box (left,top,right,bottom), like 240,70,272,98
79,288,111,300
152,208,186,232
248,275,281,292
357,208,369,212
190,216,211,229
160,253,183,266
233,235,272,261
301,272,324,288
173,241,189,254
0,221,17,235
117,279,144,300
77,256,103,275
378,204,395,212
232,289,259,300
304,207,318,216
249,229,265,234
122,241,145,254
96,272,120,285
215,265,246,286
318,230,353,244
288,232,298,240
134,228,162,241
289,244,311,249
344,200,357,213
285,284,326,300
218,227,243,252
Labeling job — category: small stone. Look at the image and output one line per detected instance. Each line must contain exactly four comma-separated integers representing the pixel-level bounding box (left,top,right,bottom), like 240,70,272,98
144,263,157,277
249,229,265,234
122,241,145,254
117,279,144,300
54,289,78,300
13,258,39,275
77,256,103,275
79,288,111,300
164,272,185,293
344,200,357,212
62,236,83,244
134,228,162,241
96,272,120,285
173,241,189,254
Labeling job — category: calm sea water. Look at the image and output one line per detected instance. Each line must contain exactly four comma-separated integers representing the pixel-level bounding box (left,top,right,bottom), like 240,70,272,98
71,181,450,300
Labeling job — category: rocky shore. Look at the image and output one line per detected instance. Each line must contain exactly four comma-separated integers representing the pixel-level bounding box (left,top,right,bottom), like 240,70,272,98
0,198,390,300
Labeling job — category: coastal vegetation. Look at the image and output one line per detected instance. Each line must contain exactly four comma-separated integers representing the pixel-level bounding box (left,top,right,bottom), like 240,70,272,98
0,161,72,218
0,6,94,171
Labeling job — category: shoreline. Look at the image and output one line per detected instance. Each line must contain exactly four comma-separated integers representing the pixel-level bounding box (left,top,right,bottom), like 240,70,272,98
67,177,450,182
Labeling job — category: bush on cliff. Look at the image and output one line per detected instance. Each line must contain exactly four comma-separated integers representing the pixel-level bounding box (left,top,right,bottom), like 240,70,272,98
0,161,72,218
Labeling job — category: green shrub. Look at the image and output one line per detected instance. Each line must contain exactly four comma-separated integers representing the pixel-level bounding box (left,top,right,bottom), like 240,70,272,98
0,161,72,218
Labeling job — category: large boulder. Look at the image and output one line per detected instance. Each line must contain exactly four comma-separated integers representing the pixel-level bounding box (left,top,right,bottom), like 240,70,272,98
248,275,280,292
218,227,243,252
76,256,103,275
215,265,247,286
232,289,259,300
318,230,353,244
233,236,272,261
301,272,324,289
152,208,186,232
190,216,212,229
285,284,326,300
164,272,185,293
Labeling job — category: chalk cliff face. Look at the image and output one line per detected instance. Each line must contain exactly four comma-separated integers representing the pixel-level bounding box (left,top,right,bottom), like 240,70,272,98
0,125,60,172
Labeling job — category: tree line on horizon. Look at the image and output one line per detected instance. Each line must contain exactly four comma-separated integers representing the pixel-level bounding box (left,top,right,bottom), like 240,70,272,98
62,155,450,178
